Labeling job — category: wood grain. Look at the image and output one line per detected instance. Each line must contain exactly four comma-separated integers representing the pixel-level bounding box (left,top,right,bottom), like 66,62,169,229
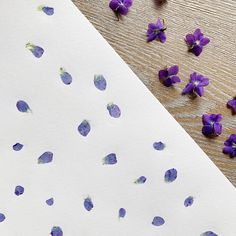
72,0,236,186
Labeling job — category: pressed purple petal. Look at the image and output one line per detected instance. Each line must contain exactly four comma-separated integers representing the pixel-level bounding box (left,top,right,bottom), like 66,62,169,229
60,68,72,85
119,208,126,218
51,226,63,236
152,216,165,226
16,100,30,113
118,5,129,15
202,114,212,125
163,78,172,87
42,6,54,16
183,83,194,94
168,65,179,76
158,69,168,79
195,86,204,97
189,72,197,83
193,28,203,40
153,141,165,150
147,33,158,42
109,1,119,10
78,120,91,137
209,114,222,123
103,153,117,165
229,134,236,142
201,231,218,236
158,31,166,43
156,18,164,29
202,125,214,136
0,213,5,223
184,196,194,207
185,34,195,45
135,176,147,184
200,37,210,46
26,43,44,58
171,76,181,84
38,151,53,164
13,143,23,151
213,123,222,136
227,98,236,113
165,168,177,182
84,197,93,211
107,103,121,118
198,77,209,87
15,185,24,196
46,198,54,206
148,23,157,30
192,45,203,56
124,0,133,7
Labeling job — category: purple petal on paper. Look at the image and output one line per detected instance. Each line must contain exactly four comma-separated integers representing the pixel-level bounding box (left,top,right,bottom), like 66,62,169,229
119,208,126,218
184,196,194,207
153,141,165,150
107,103,121,118
0,213,6,223
51,226,63,236
13,143,23,151
152,216,165,226
15,185,24,196
38,151,53,164
103,153,117,165
164,168,177,182
78,120,91,137
46,198,54,206
135,176,147,184
26,43,44,58
42,6,54,15
201,231,218,236
16,100,30,113
60,68,72,85
84,197,94,211
94,74,107,91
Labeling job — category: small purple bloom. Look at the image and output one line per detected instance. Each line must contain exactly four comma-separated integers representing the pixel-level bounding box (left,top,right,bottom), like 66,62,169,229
185,28,210,56
147,18,167,43
16,100,30,113
15,185,24,196
78,120,91,137
165,168,177,183
51,226,63,236
201,231,218,236
202,114,222,137
107,103,121,118
227,97,236,114
103,153,117,165
46,198,54,206
158,65,181,87
26,43,44,58
109,0,132,16
182,72,209,97
119,208,126,218
0,213,6,223
94,74,107,91
38,6,54,16
152,216,165,226
60,68,72,85
153,141,165,150
84,197,93,211
184,196,194,207
135,176,147,184
13,143,23,151
223,134,236,158
38,151,53,164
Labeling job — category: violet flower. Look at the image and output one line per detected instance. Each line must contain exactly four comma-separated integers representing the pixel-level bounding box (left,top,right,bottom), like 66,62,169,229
185,28,210,56
227,97,236,114
202,114,222,137
158,65,181,87
223,134,236,158
182,72,209,97
109,0,132,17
147,18,167,43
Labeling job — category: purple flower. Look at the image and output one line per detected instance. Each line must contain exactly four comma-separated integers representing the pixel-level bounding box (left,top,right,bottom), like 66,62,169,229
153,141,165,150
103,153,117,165
147,18,167,43
119,208,126,218
202,114,222,137
109,0,132,16
164,168,177,183
15,185,24,196
26,43,44,58
185,29,210,56
107,103,121,118
16,100,30,113
94,75,107,91
134,176,147,184
84,197,94,211
38,6,54,16
0,213,6,223
201,231,218,236
182,72,209,97
46,198,54,206
60,68,72,85
227,97,236,114
78,120,91,137
184,196,194,207
158,65,181,87
223,134,236,158
51,226,63,236
13,143,24,151
38,151,53,164
152,216,165,226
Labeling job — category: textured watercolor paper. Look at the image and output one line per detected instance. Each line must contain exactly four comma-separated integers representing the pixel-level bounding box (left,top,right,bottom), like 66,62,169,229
0,1,236,235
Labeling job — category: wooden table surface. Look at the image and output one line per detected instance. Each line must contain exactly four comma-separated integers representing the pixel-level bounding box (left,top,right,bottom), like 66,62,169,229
72,0,236,186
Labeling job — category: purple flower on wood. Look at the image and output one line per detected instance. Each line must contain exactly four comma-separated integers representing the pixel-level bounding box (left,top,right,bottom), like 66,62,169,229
78,120,91,137
0,213,5,223
182,72,209,97
51,226,63,236
119,208,126,218
134,176,147,184
15,185,24,196
94,75,107,91
185,29,210,56
201,231,218,236
38,6,54,16
158,65,180,87
147,18,167,43
26,43,44,58
152,216,165,226
223,134,236,158
165,168,177,182
16,100,30,113
103,153,117,165
46,198,54,206
84,197,94,211
107,103,121,118
38,151,53,164
13,143,23,151
153,141,165,150
184,196,194,207
202,114,222,137
60,68,72,85
109,0,132,16
227,97,236,114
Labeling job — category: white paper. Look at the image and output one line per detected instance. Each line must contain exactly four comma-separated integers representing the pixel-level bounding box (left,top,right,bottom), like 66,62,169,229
0,0,235,235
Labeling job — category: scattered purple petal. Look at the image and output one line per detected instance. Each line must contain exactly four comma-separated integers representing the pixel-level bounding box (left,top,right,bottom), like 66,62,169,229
26,43,44,58
13,143,24,151
84,197,94,211
38,151,53,164
182,72,209,97
147,18,167,43
227,97,236,114
103,153,117,165
107,103,121,118
0,213,6,223
135,176,147,184
38,5,54,15
185,29,210,56
60,68,72,85
16,100,30,113
15,185,24,196
202,114,222,137
158,65,181,87
119,208,126,218
201,231,218,236
51,226,63,236
153,141,165,150
152,216,165,226
46,198,54,206
109,0,133,17
165,168,177,183
78,120,91,137
184,196,194,207
223,134,236,158
94,74,107,91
